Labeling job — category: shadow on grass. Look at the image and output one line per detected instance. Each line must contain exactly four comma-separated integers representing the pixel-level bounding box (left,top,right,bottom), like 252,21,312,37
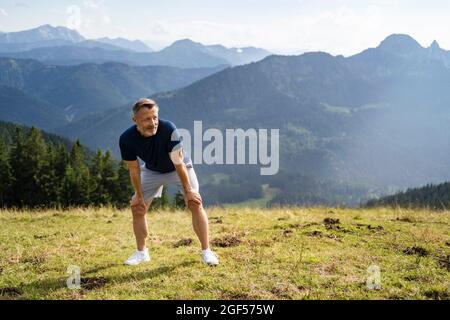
8,260,197,299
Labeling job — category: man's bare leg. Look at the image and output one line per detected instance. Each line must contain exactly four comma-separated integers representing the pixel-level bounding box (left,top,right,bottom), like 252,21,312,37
188,202,210,250
131,194,151,251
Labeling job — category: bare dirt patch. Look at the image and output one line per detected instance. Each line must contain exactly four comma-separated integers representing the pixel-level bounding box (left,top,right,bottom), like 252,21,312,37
173,238,193,248
211,234,242,247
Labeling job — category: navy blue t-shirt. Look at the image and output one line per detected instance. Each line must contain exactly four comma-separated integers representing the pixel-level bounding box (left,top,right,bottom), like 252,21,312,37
119,119,190,173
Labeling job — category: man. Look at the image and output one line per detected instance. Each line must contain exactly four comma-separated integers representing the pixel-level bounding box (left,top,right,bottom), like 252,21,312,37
119,98,219,266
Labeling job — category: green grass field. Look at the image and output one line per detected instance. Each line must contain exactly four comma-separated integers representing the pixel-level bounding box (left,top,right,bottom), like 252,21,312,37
0,206,449,300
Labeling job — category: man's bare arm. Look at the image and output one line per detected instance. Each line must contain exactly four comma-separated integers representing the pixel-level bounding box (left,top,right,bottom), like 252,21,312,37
124,160,143,196
124,160,148,209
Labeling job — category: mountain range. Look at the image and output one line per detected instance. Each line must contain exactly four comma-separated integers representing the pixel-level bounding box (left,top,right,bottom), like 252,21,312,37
0,57,226,127
0,25,271,68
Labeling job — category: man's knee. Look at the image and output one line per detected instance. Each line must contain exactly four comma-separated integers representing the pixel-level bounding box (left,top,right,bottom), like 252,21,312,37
131,206,146,217
187,200,203,213
131,196,151,217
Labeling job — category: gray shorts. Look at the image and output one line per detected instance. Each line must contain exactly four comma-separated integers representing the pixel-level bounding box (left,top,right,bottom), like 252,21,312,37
139,164,199,204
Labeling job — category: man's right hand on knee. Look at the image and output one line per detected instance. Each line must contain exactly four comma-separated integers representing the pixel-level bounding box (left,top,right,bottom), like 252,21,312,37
131,194,148,212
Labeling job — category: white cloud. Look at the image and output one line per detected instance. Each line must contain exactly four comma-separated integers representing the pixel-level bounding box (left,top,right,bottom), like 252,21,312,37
83,0,102,9
140,5,385,55
60,1,450,55
65,0,112,35
144,20,263,50
83,0,111,24
66,5,82,30
291,5,384,55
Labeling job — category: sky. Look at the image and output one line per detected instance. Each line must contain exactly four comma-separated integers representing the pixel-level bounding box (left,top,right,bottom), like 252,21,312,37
0,0,449,55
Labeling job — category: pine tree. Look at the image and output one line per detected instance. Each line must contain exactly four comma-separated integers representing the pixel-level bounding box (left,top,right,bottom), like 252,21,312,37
61,164,75,207
9,127,48,207
9,127,27,207
90,149,106,205
101,150,118,204
89,149,118,206
114,161,133,208
61,140,91,207
51,143,69,205
39,142,59,207
0,139,13,207
26,127,51,207
173,190,186,209
151,185,170,210
53,143,69,179
160,185,170,209
38,142,70,208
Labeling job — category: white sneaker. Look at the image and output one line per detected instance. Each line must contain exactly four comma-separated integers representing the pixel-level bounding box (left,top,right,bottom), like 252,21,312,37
201,249,219,266
124,249,151,266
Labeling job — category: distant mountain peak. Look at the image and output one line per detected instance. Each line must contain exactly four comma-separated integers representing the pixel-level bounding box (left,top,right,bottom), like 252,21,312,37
36,24,84,41
37,24,59,29
100,36,125,41
430,40,441,50
377,34,423,53
0,24,85,44
169,39,202,47
427,39,448,66
35,24,78,33
174,38,197,44
96,37,153,52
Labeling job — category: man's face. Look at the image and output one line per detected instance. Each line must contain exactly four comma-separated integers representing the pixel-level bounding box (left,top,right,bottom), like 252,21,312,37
133,107,159,137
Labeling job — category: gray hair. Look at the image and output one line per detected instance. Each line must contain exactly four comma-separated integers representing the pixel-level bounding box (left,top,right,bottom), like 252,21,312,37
132,98,159,115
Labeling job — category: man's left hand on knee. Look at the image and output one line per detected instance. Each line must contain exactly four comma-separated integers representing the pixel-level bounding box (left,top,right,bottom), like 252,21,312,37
184,190,202,207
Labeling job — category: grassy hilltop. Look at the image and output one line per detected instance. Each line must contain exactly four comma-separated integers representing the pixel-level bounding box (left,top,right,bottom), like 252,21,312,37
0,206,449,300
